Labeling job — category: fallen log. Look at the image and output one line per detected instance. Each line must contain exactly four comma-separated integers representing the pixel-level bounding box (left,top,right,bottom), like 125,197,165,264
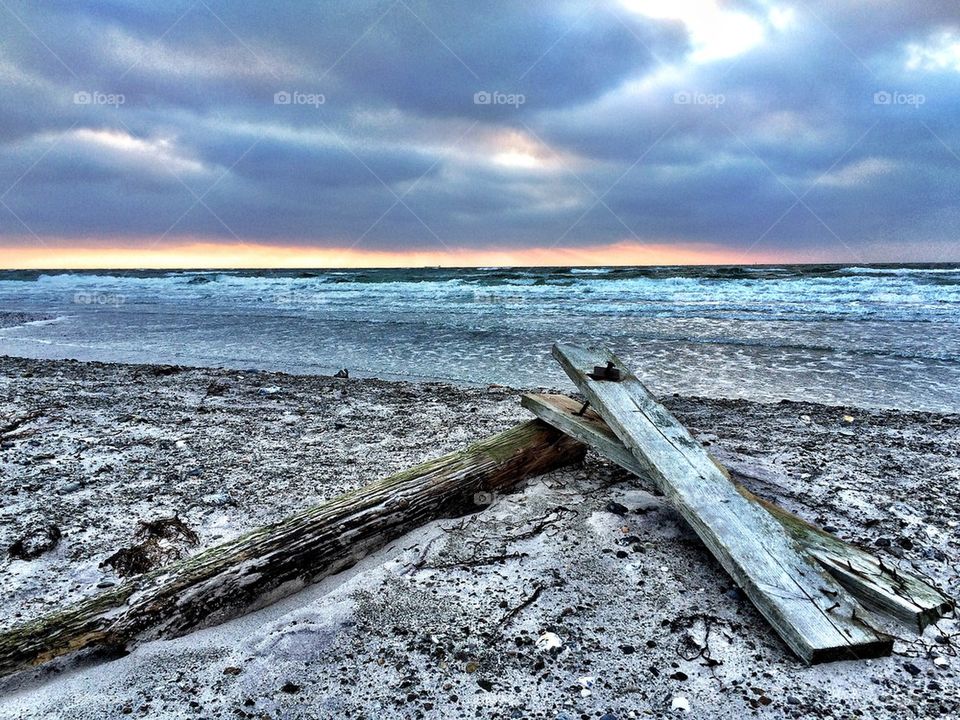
522,393,953,631
552,344,892,664
0,419,586,678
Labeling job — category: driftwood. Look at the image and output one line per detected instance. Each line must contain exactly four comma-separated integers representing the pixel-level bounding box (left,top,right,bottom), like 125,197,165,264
552,343,892,664
522,392,953,631
0,420,585,678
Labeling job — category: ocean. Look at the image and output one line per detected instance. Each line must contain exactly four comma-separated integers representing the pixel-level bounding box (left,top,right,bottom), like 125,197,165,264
1,264,958,412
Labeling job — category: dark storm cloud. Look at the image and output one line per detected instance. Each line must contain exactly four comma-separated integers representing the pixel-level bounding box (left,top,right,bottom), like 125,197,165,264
0,0,958,257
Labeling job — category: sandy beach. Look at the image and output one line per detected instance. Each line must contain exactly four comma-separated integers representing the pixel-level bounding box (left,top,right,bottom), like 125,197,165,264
3,0,960,715
0,355,957,719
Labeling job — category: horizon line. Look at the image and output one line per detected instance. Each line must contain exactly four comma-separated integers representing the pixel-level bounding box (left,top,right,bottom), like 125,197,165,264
1,240,952,270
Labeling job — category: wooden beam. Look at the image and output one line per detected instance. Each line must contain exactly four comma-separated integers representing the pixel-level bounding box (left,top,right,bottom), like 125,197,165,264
522,392,952,631
0,420,586,678
551,344,892,664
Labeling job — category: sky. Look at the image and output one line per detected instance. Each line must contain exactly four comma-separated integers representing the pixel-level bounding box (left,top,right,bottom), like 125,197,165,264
1,0,959,268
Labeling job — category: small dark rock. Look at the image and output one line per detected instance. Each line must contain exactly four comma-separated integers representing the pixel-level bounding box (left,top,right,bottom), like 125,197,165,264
334,368,349,379
280,682,301,694
669,671,688,681
619,645,635,655
605,501,629,516
9,524,61,560
875,537,892,548
724,587,746,602
903,662,922,676
477,679,494,692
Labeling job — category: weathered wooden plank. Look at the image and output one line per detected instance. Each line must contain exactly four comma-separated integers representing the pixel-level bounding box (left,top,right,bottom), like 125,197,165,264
758,506,953,631
552,344,892,664
522,392,952,631
0,420,586,678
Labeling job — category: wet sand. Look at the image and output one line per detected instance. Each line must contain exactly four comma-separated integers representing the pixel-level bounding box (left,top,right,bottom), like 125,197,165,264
0,356,957,718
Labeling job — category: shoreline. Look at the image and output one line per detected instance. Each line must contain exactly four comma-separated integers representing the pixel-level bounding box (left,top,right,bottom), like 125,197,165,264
0,355,957,718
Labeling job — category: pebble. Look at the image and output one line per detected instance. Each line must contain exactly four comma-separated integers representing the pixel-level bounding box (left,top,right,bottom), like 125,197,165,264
903,662,922,676
605,501,629,516
258,386,282,397
202,492,236,507
670,696,690,713
536,632,563,651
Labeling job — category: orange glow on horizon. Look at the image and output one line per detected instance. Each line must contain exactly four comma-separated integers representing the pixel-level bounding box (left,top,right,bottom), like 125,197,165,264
0,240,802,270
